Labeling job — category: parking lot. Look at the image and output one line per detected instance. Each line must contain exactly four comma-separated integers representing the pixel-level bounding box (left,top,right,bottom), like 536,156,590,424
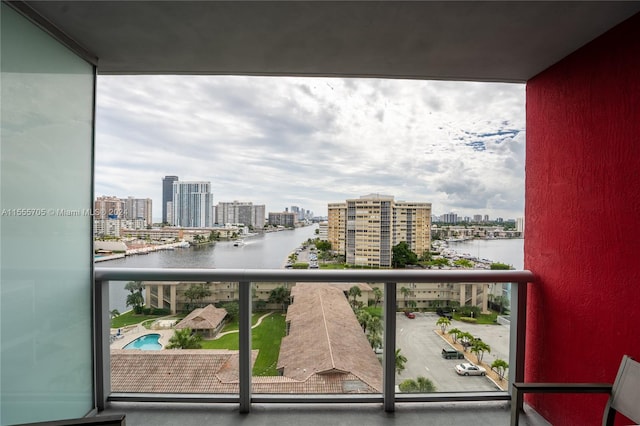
396,312,509,392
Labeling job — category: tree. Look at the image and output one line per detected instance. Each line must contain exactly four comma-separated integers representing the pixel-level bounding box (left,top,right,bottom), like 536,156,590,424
315,240,331,252
183,283,211,310
453,258,474,268
428,257,450,268
470,339,491,364
372,287,383,308
348,285,362,308
490,262,513,270
449,328,462,343
400,286,410,307
125,281,144,314
392,241,418,268
220,301,239,321
109,309,121,319
399,376,436,393
436,317,451,333
458,332,475,351
356,309,372,332
268,286,291,312
491,359,509,381
166,328,202,349
366,316,383,349
395,348,407,375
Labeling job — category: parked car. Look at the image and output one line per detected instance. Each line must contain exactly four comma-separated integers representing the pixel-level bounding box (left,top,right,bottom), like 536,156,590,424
454,363,486,376
436,308,453,319
441,348,465,359
404,311,415,319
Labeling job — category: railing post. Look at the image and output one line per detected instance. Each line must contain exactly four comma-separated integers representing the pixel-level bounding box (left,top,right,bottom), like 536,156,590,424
509,281,528,412
94,278,110,411
239,280,252,413
383,281,397,412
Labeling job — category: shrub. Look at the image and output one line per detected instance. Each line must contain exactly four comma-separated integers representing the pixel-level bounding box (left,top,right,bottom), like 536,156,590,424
460,317,477,323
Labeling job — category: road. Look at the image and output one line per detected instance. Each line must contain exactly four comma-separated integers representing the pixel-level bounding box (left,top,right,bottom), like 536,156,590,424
395,312,508,392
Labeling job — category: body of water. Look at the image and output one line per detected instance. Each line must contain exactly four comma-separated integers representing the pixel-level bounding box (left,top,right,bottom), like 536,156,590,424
102,225,319,312
103,227,523,313
446,238,524,269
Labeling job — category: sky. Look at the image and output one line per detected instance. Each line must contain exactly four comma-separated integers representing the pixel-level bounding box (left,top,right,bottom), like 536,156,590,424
95,76,525,221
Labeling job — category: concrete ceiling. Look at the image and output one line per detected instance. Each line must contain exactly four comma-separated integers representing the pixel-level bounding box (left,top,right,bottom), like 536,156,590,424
19,1,640,82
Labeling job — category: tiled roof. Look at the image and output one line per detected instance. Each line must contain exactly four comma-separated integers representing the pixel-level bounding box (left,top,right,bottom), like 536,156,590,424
110,349,252,393
175,304,227,331
278,284,382,392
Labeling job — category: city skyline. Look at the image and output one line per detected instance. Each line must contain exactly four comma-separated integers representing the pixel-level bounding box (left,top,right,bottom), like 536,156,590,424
95,76,525,220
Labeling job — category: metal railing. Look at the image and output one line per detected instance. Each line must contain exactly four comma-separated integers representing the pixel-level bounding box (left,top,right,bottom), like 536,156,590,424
94,267,535,413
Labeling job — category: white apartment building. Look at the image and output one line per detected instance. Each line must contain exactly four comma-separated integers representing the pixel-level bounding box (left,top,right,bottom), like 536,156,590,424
172,181,213,228
215,201,265,229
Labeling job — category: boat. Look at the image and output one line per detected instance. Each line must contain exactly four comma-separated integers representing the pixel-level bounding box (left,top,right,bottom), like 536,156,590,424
233,239,244,246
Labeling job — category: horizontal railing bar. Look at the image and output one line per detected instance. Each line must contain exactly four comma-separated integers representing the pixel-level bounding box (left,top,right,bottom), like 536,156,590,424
395,391,511,403
95,267,535,283
108,392,509,404
251,394,384,403
108,393,239,403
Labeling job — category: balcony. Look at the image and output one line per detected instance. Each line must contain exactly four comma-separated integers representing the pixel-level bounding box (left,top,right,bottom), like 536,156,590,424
95,268,539,424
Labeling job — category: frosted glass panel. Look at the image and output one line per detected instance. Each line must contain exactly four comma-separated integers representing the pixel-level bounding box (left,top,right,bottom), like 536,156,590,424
1,4,95,425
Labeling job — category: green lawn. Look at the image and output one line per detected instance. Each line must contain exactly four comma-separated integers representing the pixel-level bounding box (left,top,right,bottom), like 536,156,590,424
218,313,263,333
111,311,165,328
200,312,286,376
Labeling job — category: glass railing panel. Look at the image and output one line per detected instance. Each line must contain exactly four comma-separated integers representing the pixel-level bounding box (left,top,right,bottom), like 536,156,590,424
109,279,239,396
251,281,384,396
395,281,511,395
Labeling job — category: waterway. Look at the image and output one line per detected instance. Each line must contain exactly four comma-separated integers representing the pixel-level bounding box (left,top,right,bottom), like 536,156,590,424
446,238,524,269
102,225,319,312
102,226,524,313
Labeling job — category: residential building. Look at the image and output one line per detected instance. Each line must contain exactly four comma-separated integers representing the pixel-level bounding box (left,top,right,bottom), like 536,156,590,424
317,221,328,241
441,212,458,224
4,3,639,425
94,195,124,219
162,175,178,224
328,194,431,268
268,211,296,227
172,181,213,227
94,218,147,237
216,201,265,229
123,196,152,224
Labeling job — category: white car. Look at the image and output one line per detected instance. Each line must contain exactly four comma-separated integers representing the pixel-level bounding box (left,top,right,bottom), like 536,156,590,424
454,363,486,376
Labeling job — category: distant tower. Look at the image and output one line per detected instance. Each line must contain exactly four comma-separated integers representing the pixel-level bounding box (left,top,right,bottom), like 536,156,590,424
172,181,212,227
162,175,178,224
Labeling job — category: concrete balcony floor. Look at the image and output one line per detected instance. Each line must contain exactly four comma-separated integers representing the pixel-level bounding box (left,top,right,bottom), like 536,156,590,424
100,401,550,426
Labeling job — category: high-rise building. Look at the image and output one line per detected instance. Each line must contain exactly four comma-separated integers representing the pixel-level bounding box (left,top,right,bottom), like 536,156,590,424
94,195,124,219
216,201,265,229
442,212,458,224
162,175,178,224
172,181,213,227
123,196,152,224
268,212,296,227
328,194,431,268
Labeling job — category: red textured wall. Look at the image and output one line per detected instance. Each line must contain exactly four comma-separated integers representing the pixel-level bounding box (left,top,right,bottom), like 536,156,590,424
525,13,640,425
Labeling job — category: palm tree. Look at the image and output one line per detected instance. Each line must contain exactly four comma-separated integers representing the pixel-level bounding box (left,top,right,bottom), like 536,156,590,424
166,328,202,349
356,309,372,332
416,376,437,392
398,376,436,393
268,286,290,312
109,309,120,319
395,348,407,375
366,316,383,348
436,317,451,334
348,285,362,308
470,339,491,364
372,287,383,308
491,359,509,381
449,327,462,343
400,286,410,307
458,331,475,351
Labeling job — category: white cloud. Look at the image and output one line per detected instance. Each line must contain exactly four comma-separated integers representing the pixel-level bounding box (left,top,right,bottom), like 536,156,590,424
95,76,525,220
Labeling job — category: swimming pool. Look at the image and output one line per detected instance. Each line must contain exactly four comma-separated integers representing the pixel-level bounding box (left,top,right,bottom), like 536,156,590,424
123,333,162,350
